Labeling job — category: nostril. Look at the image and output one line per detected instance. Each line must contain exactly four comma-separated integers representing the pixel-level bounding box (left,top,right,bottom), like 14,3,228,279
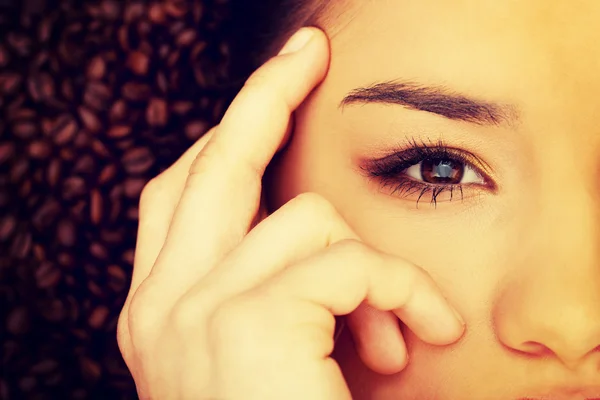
517,341,554,358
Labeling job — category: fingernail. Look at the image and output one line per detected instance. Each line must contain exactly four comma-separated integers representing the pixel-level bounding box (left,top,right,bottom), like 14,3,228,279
278,27,315,56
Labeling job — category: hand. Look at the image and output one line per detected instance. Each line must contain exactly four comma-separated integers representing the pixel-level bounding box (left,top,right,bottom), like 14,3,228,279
116,26,466,400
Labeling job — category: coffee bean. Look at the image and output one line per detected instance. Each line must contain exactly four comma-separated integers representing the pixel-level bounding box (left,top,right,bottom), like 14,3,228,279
0,142,14,164
31,359,59,375
0,215,17,241
78,106,102,133
164,1,188,18
7,32,32,57
80,357,102,382
88,306,109,330
0,73,23,95
185,120,208,141
40,299,66,322
148,3,166,23
123,177,146,198
83,82,111,111
107,125,131,139
10,159,29,183
109,100,128,122
28,72,55,103
73,155,96,175
61,79,74,101
91,139,110,158
124,2,146,23
57,219,76,247
62,177,87,201
122,147,155,175
11,231,32,259
172,101,193,115
146,97,168,127
177,29,197,47
6,306,30,335
52,115,78,145
13,121,39,140
90,189,103,225
32,199,60,230
0,45,9,67
121,82,151,102
35,261,62,289
38,16,54,43
127,50,150,75
107,265,127,292
98,164,117,185
27,140,52,159
86,56,106,80
90,242,108,260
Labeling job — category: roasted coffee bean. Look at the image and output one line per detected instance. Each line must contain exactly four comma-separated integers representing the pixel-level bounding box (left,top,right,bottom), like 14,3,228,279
121,147,155,175
32,199,60,230
57,219,76,247
27,72,55,103
0,142,14,164
127,50,150,75
10,159,29,183
27,140,52,159
98,164,117,185
62,177,87,201
52,115,78,145
83,82,111,111
109,100,128,122
6,306,30,335
13,121,39,140
35,261,62,289
146,97,168,127
185,120,209,140
78,106,102,133
107,125,131,139
86,56,106,80
0,215,17,241
0,45,9,67
121,82,151,102
90,189,103,225
11,231,32,259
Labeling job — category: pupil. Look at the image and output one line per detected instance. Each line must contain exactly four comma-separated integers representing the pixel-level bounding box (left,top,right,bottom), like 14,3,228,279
421,158,464,184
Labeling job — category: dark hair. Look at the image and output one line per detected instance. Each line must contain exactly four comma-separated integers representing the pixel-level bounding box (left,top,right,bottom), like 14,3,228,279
229,1,328,81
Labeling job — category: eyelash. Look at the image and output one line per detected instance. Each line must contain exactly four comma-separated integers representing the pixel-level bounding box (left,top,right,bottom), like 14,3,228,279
359,137,494,207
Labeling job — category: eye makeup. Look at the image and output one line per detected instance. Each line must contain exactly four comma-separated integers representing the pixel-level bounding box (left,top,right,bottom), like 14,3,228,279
357,137,497,207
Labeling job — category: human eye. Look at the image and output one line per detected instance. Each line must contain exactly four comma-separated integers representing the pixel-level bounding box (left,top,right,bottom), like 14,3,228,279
357,138,496,207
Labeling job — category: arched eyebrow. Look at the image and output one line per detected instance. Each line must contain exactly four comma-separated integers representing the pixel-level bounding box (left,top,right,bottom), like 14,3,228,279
339,80,520,127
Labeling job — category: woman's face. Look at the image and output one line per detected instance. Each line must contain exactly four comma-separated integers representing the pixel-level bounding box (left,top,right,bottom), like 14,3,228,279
263,1,600,398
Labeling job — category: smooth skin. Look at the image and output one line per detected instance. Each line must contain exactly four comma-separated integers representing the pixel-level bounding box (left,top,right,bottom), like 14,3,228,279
117,28,464,400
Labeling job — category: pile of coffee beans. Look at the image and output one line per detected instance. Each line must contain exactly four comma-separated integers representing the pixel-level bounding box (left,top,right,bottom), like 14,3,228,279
0,0,237,398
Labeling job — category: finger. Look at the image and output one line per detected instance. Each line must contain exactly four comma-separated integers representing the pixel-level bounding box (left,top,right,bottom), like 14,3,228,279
346,303,408,375
151,27,330,284
261,239,466,347
183,192,359,306
118,127,218,349
183,193,458,375
128,127,217,300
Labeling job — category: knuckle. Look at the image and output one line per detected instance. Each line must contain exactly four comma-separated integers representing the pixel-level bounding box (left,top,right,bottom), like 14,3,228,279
126,280,162,339
170,299,200,334
292,191,337,217
138,177,163,211
208,296,263,339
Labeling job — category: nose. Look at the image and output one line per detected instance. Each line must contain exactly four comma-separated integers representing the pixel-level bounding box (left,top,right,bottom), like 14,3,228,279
492,190,600,370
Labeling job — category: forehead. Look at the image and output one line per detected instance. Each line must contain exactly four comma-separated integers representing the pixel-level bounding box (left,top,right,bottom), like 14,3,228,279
326,0,600,119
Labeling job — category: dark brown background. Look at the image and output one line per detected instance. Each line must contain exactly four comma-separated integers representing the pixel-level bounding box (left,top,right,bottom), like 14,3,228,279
0,0,257,398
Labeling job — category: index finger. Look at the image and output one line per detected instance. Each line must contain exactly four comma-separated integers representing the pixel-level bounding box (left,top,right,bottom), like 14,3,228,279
150,27,331,283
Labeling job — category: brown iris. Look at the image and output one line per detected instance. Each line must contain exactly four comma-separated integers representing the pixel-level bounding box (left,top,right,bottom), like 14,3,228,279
420,158,464,184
